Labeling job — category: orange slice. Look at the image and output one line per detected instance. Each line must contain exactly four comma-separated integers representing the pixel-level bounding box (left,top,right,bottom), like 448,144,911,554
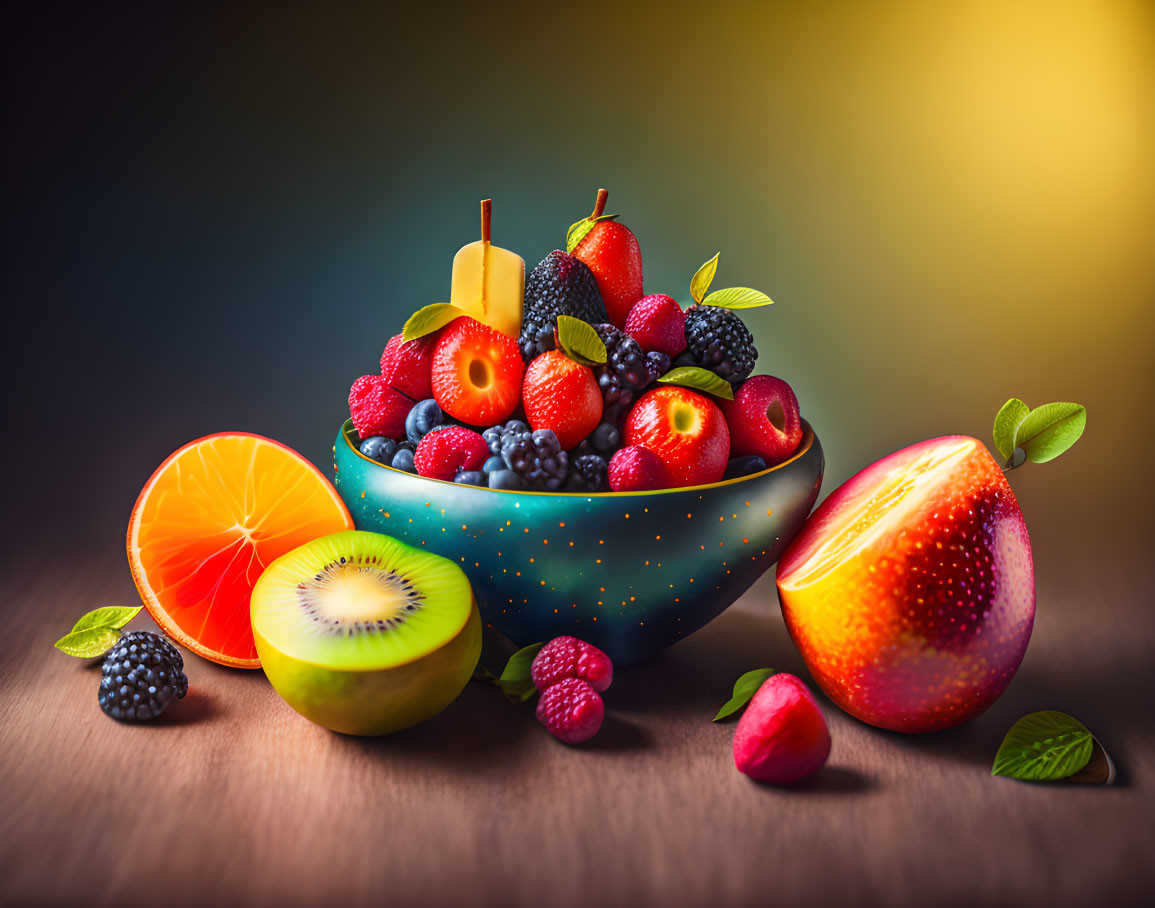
127,433,354,667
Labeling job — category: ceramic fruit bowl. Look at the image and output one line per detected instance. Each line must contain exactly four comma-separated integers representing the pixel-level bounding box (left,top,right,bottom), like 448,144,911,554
333,419,824,664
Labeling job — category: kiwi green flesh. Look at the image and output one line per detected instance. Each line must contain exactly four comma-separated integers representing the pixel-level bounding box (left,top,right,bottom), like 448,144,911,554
254,600,481,735
251,530,473,671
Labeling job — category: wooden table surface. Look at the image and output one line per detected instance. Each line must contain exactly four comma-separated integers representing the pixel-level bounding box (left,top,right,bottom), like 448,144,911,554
2,526,1151,908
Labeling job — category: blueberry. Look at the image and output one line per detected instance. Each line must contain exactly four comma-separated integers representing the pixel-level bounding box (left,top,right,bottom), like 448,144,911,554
482,455,506,474
391,447,416,473
359,436,397,464
405,399,445,444
590,423,621,455
723,455,767,480
454,470,487,487
488,469,528,491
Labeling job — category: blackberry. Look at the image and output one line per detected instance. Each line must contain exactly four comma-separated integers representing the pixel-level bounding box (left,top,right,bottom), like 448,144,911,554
482,419,530,456
565,453,609,493
518,251,608,361
682,304,758,386
593,324,652,426
500,428,568,491
645,351,671,383
98,631,188,722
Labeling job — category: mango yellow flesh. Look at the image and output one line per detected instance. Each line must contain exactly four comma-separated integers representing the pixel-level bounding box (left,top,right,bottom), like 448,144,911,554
450,240,524,339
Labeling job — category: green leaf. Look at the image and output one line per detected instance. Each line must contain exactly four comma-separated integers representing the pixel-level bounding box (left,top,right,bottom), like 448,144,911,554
555,315,607,367
657,366,734,401
702,287,774,309
713,668,775,721
70,605,141,635
496,642,544,701
1015,403,1087,464
992,710,1095,781
54,627,122,659
402,303,466,342
566,214,618,254
690,253,720,303
992,398,1030,462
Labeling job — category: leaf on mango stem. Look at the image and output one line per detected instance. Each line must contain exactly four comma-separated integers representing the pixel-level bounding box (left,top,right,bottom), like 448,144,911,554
402,303,465,342
992,710,1095,781
1015,403,1087,464
556,315,607,366
713,668,775,721
657,366,734,401
690,253,720,304
992,398,1030,462
566,214,618,254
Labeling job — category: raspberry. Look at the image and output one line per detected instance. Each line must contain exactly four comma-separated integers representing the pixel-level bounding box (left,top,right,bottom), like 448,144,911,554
349,374,414,439
608,444,667,492
413,426,489,481
379,332,437,402
625,294,687,358
531,636,613,692
519,251,608,361
535,677,605,744
683,304,758,387
98,631,188,722
522,350,603,450
500,427,568,491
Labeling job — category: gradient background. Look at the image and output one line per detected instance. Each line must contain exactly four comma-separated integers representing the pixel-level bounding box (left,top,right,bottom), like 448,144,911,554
2,2,1153,904
4,1,1152,560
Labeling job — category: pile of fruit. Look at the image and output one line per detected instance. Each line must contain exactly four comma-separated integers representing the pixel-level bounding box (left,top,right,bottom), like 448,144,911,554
348,192,804,493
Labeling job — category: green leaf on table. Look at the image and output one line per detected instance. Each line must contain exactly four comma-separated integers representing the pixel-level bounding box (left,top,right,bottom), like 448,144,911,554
992,398,1030,462
690,253,720,304
402,303,465,342
657,366,734,401
566,214,618,254
1014,403,1087,464
497,642,545,702
702,287,774,309
70,605,141,635
556,315,607,367
713,668,775,721
992,710,1094,781
54,627,122,659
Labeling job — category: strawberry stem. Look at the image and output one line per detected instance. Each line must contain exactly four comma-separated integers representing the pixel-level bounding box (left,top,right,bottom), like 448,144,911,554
480,198,492,243
591,188,608,219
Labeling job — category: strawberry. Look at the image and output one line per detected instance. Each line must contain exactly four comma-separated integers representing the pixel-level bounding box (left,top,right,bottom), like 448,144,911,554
571,189,643,329
522,349,603,450
349,374,414,439
379,333,437,401
431,317,524,427
624,294,686,357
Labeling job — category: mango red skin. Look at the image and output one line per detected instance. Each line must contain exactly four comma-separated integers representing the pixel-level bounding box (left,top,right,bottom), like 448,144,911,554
733,673,831,784
776,436,1034,733
573,220,643,329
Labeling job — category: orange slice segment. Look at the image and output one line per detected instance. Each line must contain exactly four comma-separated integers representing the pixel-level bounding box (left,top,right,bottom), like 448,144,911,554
127,433,354,667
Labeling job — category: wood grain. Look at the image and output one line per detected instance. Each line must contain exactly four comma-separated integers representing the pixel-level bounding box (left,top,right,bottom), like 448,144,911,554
1,537,1151,908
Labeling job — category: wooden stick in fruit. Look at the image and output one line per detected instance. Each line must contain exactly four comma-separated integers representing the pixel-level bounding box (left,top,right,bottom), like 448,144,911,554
449,199,524,339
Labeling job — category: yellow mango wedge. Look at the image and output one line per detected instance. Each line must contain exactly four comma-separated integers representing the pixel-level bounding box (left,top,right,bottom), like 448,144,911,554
449,199,524,339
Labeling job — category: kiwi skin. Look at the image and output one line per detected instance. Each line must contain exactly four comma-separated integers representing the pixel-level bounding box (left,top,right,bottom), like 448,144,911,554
254,599,480,736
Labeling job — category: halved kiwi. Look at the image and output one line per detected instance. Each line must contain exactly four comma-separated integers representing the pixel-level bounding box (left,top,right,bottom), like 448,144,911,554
251,530,480,735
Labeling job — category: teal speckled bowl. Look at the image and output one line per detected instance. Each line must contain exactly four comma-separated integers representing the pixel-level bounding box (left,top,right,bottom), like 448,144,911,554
332,419,823,664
